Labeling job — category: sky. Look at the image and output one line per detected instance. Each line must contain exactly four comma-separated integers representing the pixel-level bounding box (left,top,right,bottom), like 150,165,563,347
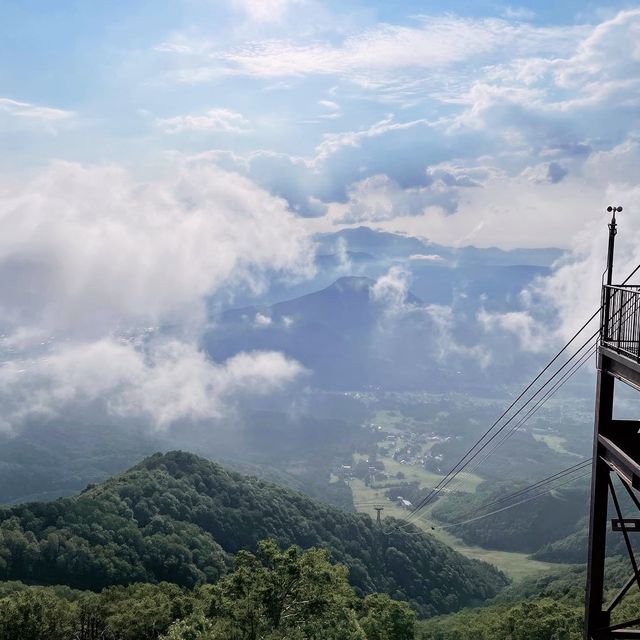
1,0,640,431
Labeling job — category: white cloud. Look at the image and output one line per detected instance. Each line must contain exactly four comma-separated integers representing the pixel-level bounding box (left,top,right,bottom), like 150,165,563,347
0,161,313,336
333,236,351,273
472,138,640,351
157,108,249,133
409,254,442,261
370,266,490,367
318,100,339,110
334,170,472,223
0,338,304,431
213,17,581,79
314,116,432,163
427,303,492,368
446,10,640,143
502,6,535,21
0,161,313,430
479,308,548,352
370,265,412,314
156,14,584,98
370,135,639,250
0,97,74,123
0,97,75,134
254,312,272,327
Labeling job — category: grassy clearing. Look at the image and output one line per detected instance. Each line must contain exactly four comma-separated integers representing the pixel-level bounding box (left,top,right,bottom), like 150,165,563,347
381,456,482,494
532,432,582,458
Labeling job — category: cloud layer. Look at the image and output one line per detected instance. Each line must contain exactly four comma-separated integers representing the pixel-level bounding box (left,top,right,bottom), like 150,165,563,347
0,161,313,430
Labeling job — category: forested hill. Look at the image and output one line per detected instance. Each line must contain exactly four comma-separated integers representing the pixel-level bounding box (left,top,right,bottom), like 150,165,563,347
0,451,507,617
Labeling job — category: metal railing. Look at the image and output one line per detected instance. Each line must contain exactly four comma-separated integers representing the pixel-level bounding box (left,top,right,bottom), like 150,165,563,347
602,285,640,361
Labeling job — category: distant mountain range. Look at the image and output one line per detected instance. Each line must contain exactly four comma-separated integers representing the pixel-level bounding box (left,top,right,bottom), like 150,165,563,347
223,227,563,309
317,227,563,268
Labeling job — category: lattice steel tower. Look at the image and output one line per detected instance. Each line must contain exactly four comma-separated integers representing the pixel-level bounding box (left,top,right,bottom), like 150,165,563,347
585,205,640,639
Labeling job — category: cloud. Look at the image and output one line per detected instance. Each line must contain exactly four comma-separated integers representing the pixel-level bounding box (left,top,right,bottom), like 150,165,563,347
0,98,74,122
0,338,304,431
0,161,313,336
254,312,272,327
472,139,640,351
0,97,75,134
371,134,640,250
155,13,584,106
159,10,640,237
318,100,339,110
502,6,535,20
446,10,640,147
521,161,568,184
409,254,442,261
427,303,491,368
212,16,581,80
370,266,491,367
370,265,412,314
157,108,249,133
0,161,313,430
334,167,482,223
478,308,548,353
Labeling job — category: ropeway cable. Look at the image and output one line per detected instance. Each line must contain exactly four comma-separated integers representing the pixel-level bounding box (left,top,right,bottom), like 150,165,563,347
402,333,599,526
435,470,593,530
398,263,640,528
440,458,592,525
376,263,640,532
442,341,597,493
406,274,640,523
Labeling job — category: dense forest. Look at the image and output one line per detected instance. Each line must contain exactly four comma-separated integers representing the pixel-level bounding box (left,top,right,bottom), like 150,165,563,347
0,540,416,640
419,559,638,640
0,451,507,617
430,481,588,555
1,544,633,640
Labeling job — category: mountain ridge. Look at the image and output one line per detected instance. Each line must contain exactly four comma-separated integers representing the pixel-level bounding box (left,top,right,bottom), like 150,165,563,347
0,450,508,617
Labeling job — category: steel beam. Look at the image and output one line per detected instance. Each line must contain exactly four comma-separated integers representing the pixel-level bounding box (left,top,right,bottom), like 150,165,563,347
585,368,614,639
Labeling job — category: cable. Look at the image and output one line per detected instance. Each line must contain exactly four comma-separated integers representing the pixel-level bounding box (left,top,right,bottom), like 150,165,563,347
400,272,640,522
440,458,592,525
380,467,593,537
376,262,640,534
445,342,596,489
403,331,599,525
436,470,592,529
470,279,640,481
407,275,640,524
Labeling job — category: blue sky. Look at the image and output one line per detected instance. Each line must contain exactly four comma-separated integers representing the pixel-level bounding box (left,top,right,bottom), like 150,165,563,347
1,1,640,429
2,1,640,250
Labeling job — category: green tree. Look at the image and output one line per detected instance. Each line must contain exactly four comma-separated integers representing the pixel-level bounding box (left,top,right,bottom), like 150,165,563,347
358,593,416,640
0,588,77,640
196,540,366,640
161,614,219,640
91,582,196,640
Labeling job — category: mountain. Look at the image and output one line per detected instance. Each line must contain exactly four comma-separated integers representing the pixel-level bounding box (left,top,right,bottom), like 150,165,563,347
204,276,445,389
0,420,162,504
204,274,541,390
0,451,508,617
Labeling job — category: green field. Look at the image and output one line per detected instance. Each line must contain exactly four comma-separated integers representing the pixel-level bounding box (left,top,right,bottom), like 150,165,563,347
532,431,582,458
